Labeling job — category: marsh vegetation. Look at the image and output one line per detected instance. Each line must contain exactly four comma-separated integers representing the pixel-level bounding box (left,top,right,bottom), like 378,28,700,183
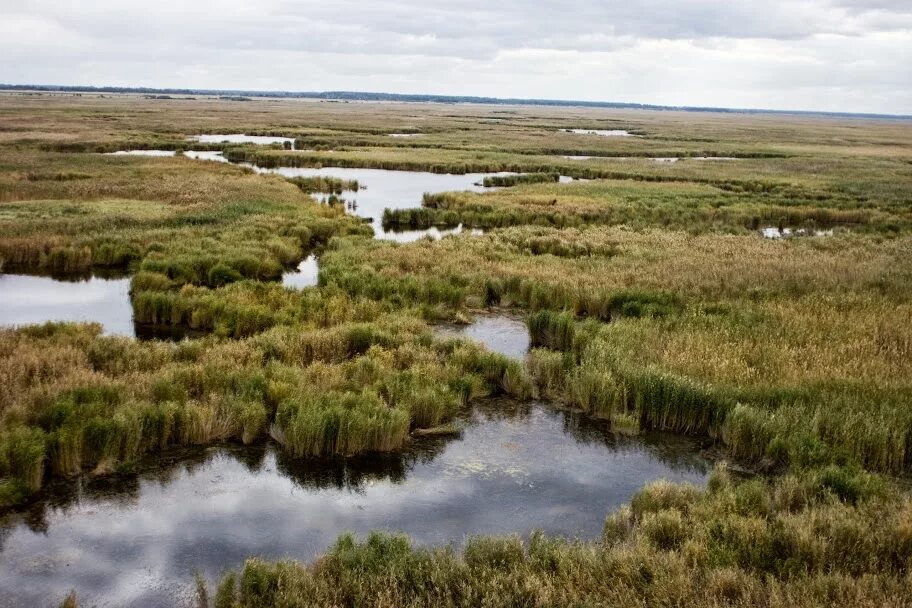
0,94,910,607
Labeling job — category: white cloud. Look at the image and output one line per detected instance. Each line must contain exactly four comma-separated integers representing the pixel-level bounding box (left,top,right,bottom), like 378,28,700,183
1,0,910,113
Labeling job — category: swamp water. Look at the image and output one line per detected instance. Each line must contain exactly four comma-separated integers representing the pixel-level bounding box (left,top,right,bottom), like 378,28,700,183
0,273,133,336
190,134,297,149
105,150,177,158
0,152,717,607
104,150,502,241
760,226,834,239
106,151,230,163
0,273,203,340
434,313,530,361
0,401,709,608
281,254,319,289
254,166,503,241
561,155,740,162
561,129,637,137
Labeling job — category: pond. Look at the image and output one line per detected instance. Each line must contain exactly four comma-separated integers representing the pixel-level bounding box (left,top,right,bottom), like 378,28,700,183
0,273,133,336
376,223,483,242
105,150,176,157
182,150,231,163
561,129,637,137
106,151,509,241
435,313,530,361
760,227,834,239
0,273,202,340
560,156,739,162
190,134,297,149
257,167,504,242
0,400,710,608
105,151,232,163
282,254,319,289
562,155,659,161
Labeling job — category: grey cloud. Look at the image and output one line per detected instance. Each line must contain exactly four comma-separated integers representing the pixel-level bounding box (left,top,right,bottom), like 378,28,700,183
1,0,910,113
15,0,912,53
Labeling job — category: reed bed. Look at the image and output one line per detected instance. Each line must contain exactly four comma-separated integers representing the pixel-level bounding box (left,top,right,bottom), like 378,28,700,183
286,176,360,195
481,172,559,187
391,176,911,234
321,227,911,317
0,319,531,505
522,295,912,472
319,229,912,470
0,151,371,280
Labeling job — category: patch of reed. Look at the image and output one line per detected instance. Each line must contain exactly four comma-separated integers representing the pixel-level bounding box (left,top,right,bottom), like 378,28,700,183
272,391,411,457
481,172,559,187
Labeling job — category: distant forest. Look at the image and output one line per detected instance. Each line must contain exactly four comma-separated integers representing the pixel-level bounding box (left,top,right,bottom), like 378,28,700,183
1,83,908,119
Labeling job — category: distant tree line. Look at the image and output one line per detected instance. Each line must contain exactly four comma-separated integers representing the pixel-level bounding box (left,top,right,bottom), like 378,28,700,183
0,84,907,119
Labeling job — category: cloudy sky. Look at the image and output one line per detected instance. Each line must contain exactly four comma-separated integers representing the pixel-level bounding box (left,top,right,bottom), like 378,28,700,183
1,0,910,114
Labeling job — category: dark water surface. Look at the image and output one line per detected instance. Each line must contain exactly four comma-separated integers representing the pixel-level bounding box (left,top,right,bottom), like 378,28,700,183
182,150,231,163
105,150,176,157
0,401,709,608
760,226,834,239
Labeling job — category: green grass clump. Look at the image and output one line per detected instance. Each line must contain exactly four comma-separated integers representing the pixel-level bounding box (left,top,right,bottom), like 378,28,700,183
527,309,575,351
0,426,47,492
481,172,559,187
381,372,462,429
273,391,410,457
286,175,359,194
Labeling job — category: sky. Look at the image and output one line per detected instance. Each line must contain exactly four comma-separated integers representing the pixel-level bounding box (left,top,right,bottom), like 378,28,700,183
1,0,910,114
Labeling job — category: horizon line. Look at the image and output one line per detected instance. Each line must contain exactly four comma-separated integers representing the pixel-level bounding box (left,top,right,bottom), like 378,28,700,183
1,83,909,121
